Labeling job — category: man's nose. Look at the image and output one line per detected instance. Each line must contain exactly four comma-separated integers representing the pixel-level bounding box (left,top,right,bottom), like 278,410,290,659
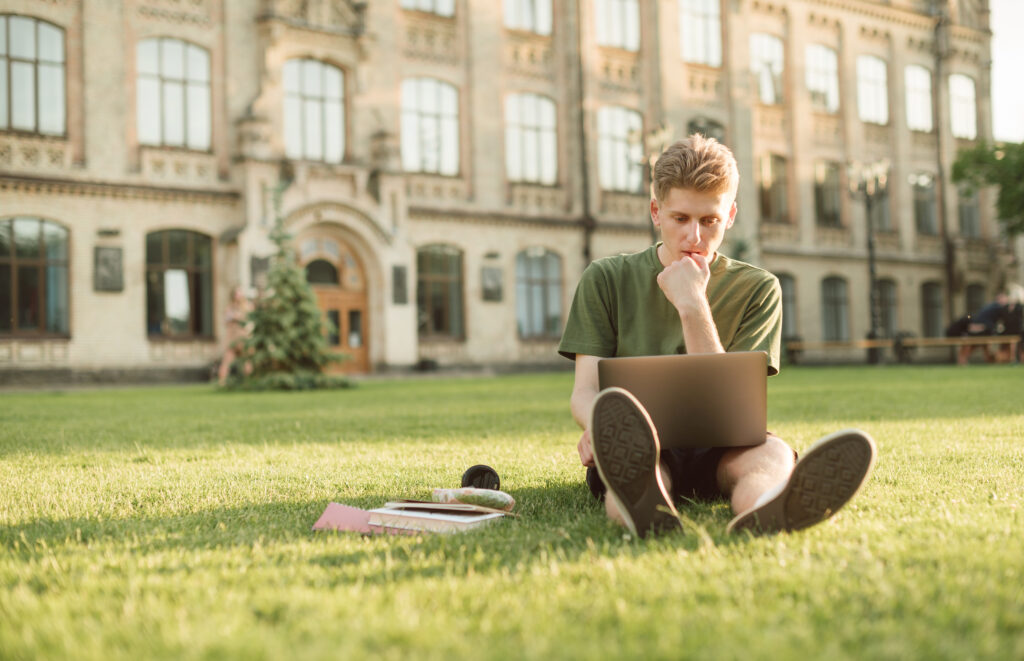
686,221,701,244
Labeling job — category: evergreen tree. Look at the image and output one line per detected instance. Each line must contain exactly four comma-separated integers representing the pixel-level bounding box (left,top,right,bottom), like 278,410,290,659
225,218,350,390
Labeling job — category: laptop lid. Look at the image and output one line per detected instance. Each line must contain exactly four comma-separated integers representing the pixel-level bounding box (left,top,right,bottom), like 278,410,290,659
597,351,768,449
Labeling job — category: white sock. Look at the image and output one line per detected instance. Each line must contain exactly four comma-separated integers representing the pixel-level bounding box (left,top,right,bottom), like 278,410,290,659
752,477,788,509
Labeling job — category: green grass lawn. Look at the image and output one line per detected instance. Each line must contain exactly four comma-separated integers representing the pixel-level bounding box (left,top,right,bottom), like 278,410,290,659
2,365,1023,660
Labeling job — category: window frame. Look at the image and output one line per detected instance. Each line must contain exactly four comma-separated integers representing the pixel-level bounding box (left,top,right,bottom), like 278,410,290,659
776,272,797,340
822,276,849,342
750,32,784,105
401,77,460,176
0,216,70,337
856,55,889,125
949,73,977,140
515,247,563,340
920,281,944,338
400,0,455,18
0,15,67,137
504,0,552,35
758,154,789,224
283,58,346,164
595,0,640,51
813,160,842,228
416,244,465,340
144,229,214,340
597,105,643,193
136,37,212,152
877,278,898,338
958,188,980,238
905,64,934,133
505,92,558,185
679,0,722,67
912,175,938,236
805,44,839,114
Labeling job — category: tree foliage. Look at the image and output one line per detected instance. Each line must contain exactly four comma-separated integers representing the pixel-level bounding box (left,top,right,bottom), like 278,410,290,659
224,221,351,391
952,141,1024,237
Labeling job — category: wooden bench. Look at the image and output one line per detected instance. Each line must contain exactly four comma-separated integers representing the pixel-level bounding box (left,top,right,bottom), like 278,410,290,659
785,335,1021,364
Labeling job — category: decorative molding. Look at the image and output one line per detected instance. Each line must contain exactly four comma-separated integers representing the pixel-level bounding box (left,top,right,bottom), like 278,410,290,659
813,114,843,146
864,123,892,146
760,221,800,245
406,174,468,203
407,206,583,231
597,50,641,93
0,174,240,206
750,0,787,17
137,2,212,27
403,13,459,65
816,226,854,249
0,135,74,172
756,105,787,139
140,148,219,185
599,191,648,220
686,66,723,103
507,183,569,215
504,33,555,80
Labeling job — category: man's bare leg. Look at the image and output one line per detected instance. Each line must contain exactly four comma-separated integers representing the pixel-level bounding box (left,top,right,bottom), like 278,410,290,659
716,435,795,515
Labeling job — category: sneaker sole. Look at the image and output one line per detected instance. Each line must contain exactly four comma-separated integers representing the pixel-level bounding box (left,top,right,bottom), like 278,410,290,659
590,388,680,538
726,429,877,534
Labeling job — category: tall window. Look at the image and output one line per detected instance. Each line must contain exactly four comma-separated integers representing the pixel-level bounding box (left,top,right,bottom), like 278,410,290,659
777,273,797,340
0,217,69,335
417,245,464,339
965,283,986,316
877,278,897,338
136,38,211,150
686,117,725,144
905,65,933,132
679,0,721,67
759,154,789,223
958,189,980,238
912,174,937,235
857,55,888,125
805,44,839,113
822,277,849,342
814,161,842,228
750,33,784,105
516,248,562,339
401,78,459,176
597,106,643,193
401,0,454,17
145,230,213,338
504,0,552,35
283,59,344,163
595,0,639,51
505,93,557,185
871,186,892,232
921,282,944,337
0,16,65,135
949,74,977,140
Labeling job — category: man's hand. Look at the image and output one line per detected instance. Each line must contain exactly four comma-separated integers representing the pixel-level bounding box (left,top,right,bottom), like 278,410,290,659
577,429,595,467
657,253,711,312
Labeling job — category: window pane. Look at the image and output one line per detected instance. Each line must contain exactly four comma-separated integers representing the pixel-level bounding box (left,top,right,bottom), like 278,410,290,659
0,62,8,128
38,22,63,63
284,96,302,158
162,39,184,79
506,125,522,180
168,230,188,266
137,77,161,145
39,63,65,135
0,17,6,56
186,45,209,83
283,60,300,94
146,271,164,334
401,109,420,171
17,265,40,330
10,17,35,59
138,40,159,76
162,81,185,146
302,60,321,96
45,264,68,333
194,234,211,267
0,264,10,331
11,61,36,131
0,220,9,256
146,232,163,264
324,100,343,163
195,270,212,336
186,83,211,150
14,218,40,258
303,99,323,160
440,117,458,175
540,129,557,184
324,67,343,100
348,310,362,348
164,268,191,334
43,222,68,260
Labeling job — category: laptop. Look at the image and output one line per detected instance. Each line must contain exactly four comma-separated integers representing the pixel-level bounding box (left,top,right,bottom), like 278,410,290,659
597,351,768,449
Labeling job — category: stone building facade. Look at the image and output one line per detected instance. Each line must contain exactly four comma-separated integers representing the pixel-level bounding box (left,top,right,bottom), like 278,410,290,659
1,0,1018,379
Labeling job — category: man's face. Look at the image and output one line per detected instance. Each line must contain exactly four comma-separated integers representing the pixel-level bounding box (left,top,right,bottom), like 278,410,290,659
651,187,737,265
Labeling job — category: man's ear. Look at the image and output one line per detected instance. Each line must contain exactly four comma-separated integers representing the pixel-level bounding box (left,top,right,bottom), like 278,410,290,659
725,201,737,229
650,198,661,227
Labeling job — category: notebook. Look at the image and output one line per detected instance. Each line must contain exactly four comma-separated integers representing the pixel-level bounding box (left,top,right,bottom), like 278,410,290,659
597,351,768,449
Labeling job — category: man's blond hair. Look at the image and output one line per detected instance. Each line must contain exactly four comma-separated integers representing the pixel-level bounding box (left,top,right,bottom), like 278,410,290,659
652,134,739,201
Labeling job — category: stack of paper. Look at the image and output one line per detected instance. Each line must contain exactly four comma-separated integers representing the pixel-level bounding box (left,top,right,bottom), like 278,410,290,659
312,500,510,535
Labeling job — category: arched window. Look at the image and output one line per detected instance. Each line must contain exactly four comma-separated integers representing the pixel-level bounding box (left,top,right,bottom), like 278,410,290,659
776,273,797,340
516,248,562,339
597,106,643,193
0,15,66,135
401,78,459,175
822,276,849,341
145,230,212,337
686,117,726,144
857,55,888,125
417,244,464,339
283,59,345,163
136,38,211,150
905,65,933,132
750,33,784,105
921,282,944,337
911,173,937,235
806,44,839,113
505,93,557,185
0,217,69,335
949,74,977,140
305,259,339,285
877,278,897,338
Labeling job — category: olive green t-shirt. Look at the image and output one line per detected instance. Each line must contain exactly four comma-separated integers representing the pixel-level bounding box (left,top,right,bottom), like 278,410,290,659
558,244,782,375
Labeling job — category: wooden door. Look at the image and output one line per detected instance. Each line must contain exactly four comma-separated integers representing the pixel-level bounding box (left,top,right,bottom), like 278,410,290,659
314,287,369,373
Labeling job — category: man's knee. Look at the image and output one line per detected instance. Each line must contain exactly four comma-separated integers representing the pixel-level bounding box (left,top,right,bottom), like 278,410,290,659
716,434,795,493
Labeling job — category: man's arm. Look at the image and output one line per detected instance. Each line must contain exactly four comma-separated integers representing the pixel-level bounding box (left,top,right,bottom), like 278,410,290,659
569,354,601,467
657,253,725,354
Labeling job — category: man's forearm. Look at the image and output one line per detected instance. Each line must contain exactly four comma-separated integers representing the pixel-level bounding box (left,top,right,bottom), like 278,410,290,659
677,298,725,354
570,386,599,430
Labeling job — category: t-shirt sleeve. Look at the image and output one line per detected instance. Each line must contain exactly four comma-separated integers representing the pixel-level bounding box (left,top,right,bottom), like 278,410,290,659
728,275,783,375
558,262,617,360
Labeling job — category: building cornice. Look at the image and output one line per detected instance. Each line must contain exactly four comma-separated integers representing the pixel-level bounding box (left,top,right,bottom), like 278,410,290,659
408,206,648,234
0,174,240,206
800,0,935,29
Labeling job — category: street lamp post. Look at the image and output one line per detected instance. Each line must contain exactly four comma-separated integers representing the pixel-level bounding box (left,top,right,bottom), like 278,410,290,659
848,159,890,364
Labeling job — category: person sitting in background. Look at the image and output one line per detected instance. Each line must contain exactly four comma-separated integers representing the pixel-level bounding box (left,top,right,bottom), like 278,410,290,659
946,287,1021,365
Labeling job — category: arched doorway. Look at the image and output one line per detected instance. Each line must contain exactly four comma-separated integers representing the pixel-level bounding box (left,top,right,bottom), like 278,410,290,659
299,234,370,373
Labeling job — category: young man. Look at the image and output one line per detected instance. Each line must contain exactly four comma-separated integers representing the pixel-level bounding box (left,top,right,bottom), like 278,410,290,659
558,135,876,537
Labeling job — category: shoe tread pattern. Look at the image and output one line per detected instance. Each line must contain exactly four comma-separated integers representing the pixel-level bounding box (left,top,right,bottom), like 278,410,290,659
592,393,656,505
782,435,874,530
